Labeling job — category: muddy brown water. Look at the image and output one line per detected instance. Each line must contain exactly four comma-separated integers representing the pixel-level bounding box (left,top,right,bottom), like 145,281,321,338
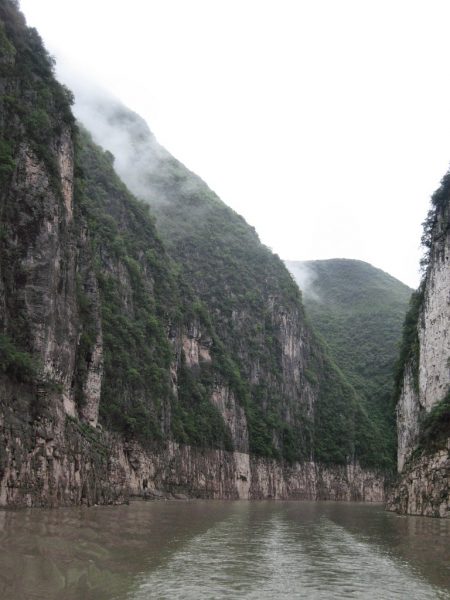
0,500,449,599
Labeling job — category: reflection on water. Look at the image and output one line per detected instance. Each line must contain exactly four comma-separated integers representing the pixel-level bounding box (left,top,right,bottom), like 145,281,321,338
0,501,448,599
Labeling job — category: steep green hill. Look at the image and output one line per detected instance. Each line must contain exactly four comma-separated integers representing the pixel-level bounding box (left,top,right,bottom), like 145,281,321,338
72,99,391,469
287,259,412,468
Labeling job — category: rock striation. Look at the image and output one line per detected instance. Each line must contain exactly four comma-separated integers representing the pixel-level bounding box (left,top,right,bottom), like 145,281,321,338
0,406,385,508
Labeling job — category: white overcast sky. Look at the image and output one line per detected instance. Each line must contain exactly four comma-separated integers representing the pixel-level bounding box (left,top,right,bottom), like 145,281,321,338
19,0,450,288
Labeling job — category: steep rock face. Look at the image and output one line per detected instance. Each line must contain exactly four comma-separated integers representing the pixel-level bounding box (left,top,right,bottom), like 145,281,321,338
0,391,385,508
0,1,387,507
396,201,450,470
181,323,212,368
389,174,450,516
418,227,450,410
397,367,421,472
210,386,249,453
14,132,79,411
0,378,128,508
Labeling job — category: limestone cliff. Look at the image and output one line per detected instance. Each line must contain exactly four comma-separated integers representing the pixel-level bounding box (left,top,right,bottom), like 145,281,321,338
0,1,386,507
388,172,450,517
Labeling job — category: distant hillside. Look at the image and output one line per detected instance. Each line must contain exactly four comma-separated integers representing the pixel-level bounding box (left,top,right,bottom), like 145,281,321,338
286,259,413,469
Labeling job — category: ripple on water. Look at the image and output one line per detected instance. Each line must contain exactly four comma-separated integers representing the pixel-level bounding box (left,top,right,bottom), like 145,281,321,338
0,502,448,599
130,506,449,600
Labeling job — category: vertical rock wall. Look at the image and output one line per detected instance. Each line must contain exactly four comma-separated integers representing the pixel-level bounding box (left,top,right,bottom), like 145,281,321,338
390,189,450,517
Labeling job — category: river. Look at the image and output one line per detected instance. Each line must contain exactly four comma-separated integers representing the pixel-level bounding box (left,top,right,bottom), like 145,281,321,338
0,501,448,599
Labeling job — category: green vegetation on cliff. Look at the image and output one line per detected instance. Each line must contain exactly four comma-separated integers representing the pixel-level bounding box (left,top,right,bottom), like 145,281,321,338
0,1,74,172
396,171,450,456
0,0,233,452
0,0,75,373
73,127,311,458
393,286,424,398
287,259,412,469
75,129,235,449
0,333,36,382
76,101,397,469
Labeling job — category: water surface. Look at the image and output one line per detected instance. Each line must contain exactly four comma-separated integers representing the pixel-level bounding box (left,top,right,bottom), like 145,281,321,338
0,501,448,599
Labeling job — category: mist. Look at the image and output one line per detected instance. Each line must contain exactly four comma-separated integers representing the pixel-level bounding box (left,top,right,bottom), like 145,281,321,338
67,74,168,203
60,68,266,269
64,69,223,221
21,0,450,288
285,261,321,302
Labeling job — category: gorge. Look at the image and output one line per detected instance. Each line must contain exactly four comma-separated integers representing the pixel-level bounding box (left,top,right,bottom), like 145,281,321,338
0,0,387,508
0,0,448,521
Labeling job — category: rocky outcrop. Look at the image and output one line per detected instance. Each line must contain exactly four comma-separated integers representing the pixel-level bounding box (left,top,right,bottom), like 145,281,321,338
418,226,450,410
0,381,127,508
389,176,450,516
210,386,249,453
386,445,449,518
397,208,450,470
18,138,79,412
182,323,212,368
0,385,385,507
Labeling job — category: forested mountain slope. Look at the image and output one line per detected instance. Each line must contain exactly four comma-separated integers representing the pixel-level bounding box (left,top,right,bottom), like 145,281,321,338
287,259,412,470
73,93,393,470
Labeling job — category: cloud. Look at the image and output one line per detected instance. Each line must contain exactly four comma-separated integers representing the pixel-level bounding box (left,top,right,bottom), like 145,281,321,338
285,261,321,302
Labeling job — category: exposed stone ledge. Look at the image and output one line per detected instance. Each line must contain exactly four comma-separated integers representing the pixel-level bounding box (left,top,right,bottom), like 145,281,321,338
0,402,386,508
386,441,450,518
